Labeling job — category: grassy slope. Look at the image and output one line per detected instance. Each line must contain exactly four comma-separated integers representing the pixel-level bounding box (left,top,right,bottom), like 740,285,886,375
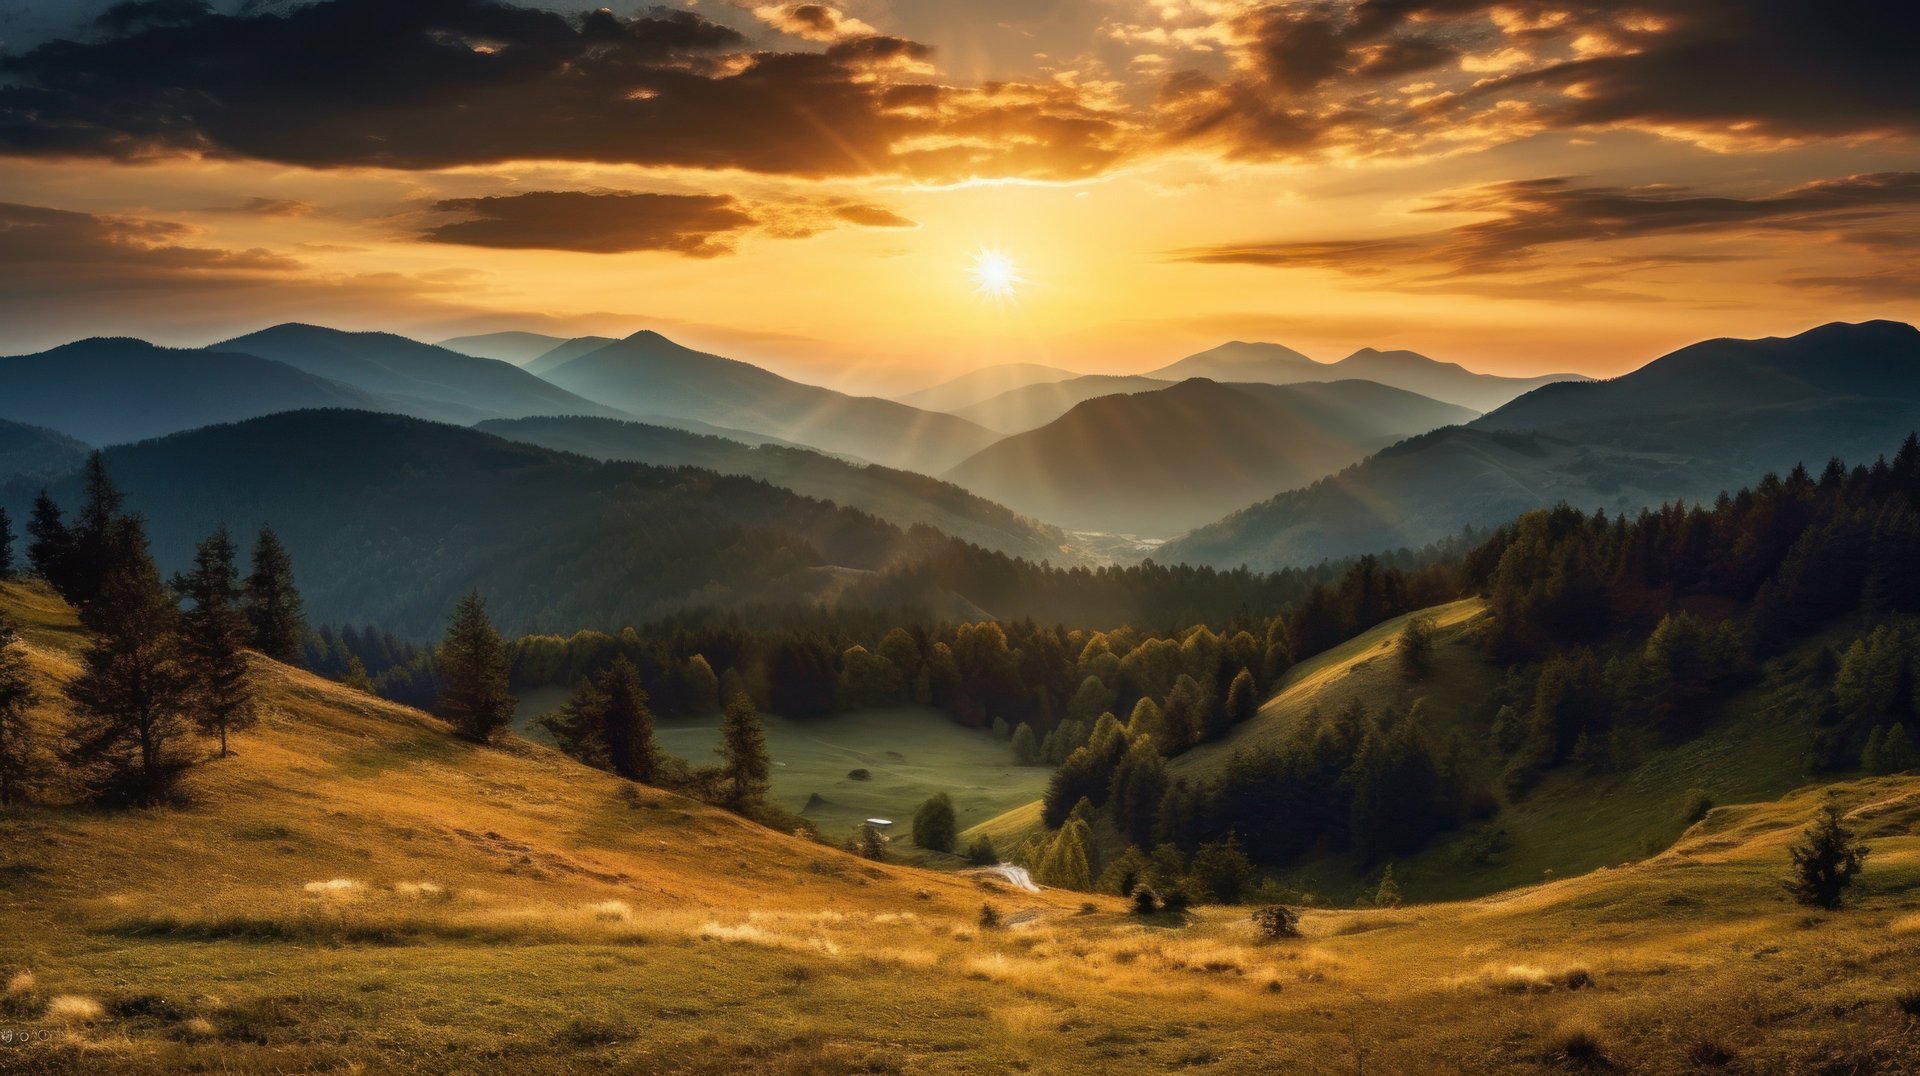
968,598,1844,904
5,581,1919,1074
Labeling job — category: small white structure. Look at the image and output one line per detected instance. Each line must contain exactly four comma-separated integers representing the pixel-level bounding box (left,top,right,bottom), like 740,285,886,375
865,818,894,828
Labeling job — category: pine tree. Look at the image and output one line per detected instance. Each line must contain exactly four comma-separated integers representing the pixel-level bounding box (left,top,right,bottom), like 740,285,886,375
598,656,660,783
0,506,14,581
1107,740,1168,848
61,517,197,806
436,591,516,743
1037,818,1093,890
538,676,612,769
0,611,39,806
1373,864,1403,908
1784,804,1868,909
244,527,306,664
913,791,958,853
172,527,257,758
966,834,998,866
66,452,126,612
718,692,770,807
25,491,73,594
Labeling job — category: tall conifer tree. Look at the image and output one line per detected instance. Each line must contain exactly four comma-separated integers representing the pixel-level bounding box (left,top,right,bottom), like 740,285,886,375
244,527,306,664
436,592,515,743
718,691,770,807
174,527,258,758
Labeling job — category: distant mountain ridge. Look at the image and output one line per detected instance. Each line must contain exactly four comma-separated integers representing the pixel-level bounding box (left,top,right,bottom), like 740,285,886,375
943,378,1477,536
1148,341,1584,412
1162,321,1920,569
540,330,1000,474
436,331,573,365
0,337,390,445
895,362,1082,414
216,324,630,424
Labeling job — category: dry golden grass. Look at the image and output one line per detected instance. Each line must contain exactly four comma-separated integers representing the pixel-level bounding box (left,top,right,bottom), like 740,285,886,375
4,580,1920,1073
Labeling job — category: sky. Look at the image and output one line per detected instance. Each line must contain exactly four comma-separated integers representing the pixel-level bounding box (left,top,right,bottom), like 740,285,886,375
0,0,1915,393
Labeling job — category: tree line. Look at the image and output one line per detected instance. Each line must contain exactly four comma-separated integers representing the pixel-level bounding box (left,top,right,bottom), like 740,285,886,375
0,455,303,805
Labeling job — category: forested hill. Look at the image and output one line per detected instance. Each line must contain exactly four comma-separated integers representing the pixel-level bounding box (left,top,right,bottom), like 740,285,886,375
2,409,1436,638
475,415,1080,564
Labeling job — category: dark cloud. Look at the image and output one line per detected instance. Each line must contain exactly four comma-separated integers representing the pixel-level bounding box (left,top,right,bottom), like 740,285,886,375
0,201,302,287
1175,172,1920,303
0,0,1125,181
419,189,919,254
1165,0,1920,158
423,191,755,256
1178,173,1920,275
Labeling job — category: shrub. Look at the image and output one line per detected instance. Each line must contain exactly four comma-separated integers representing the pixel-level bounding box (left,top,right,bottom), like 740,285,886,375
847,823,888,862
1680,788,1714,825
1686,1039,1736,1068
1159,887,1192,916
1249,905,1300,940
847,768,871,781
966,835,998,866
1547,1019,1609,1067
1130,886,1159,916
978,903,1002,930
912,793,958,854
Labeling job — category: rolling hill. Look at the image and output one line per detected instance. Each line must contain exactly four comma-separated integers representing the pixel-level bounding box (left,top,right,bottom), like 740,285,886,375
6,577,1913,1072
0,418,88,483
215,324,630,424
539,331,1000,474
1163,321,1920,571
1148,342,1583,413
943,379,1477,536
0,337,389,445
895,362,1082,414
435,330,573,364
476,415,1081,564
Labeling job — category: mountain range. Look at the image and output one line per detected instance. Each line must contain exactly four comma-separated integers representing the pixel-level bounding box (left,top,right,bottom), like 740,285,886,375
216,324,628,425
943,378,1477,535
895,362,1083,414
475,415,1079,563
0,337,390,445
435,330,575,365
1162,320,1920,569
538,331,999,474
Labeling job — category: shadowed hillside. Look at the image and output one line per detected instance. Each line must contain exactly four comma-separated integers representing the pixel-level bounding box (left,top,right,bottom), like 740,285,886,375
896,362,1082,414
0,418,88,483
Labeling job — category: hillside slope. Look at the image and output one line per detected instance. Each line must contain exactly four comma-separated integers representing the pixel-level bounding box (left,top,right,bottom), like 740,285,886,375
944,379,1476,536
477,415,1082,564
435,330,572,364
542,331,999,474
5,582,1914,1073
217,324,631,424
0,338,389,445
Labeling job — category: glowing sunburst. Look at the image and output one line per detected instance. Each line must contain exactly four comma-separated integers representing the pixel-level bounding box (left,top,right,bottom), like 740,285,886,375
968,249,1023,298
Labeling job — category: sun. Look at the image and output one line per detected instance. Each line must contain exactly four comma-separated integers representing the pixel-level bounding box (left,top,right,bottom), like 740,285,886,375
968,249,1023,298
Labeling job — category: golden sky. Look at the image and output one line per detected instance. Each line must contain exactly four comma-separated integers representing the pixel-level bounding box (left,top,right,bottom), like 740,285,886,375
1,0,1915,392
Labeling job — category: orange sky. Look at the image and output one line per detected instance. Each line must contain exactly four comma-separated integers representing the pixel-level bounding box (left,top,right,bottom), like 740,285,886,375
1,1,1915,393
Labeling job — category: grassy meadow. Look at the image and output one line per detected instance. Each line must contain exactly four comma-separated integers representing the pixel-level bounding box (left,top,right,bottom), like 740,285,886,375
4,580,1920,1073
